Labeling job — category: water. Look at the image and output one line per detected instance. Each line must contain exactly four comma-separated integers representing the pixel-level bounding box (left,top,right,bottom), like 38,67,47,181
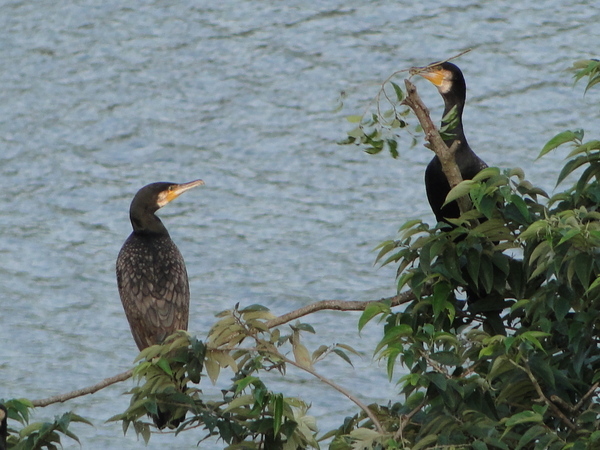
1,0,598,448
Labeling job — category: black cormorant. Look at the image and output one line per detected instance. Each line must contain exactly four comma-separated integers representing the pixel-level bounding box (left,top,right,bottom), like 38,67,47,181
417,63,508,334
116,180,203,428
417,61,488,222
117,179,204,351
0,404,7,450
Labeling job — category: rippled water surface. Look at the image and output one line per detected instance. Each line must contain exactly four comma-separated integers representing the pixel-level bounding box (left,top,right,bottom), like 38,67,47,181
1,0,599,448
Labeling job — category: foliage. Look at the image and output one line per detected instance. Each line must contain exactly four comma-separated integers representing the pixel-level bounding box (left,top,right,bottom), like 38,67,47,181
108,306,358,448
1,398,91,450
328,58,600,449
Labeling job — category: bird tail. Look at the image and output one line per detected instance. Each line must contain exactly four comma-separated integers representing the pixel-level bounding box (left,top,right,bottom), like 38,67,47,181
152,405,186,429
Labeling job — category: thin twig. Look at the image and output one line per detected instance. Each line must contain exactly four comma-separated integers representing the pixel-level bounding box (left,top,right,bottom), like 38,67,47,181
511,360,578,432
393,398,426,442
408,49,472,78
573,381,599,412
31,369,134,407
281,354,386,434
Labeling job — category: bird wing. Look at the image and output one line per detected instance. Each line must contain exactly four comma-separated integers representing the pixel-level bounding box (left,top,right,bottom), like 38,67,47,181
117,234,190,350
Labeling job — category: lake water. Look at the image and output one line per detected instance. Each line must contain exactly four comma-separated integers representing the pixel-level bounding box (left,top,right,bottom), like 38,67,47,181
1,0,598,448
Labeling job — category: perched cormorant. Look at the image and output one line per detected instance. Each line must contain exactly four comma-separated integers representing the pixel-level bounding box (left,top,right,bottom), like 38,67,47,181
117,179,204,352
0,404,7,450
417,63,509,334
117,180,203,428
417,61,488,223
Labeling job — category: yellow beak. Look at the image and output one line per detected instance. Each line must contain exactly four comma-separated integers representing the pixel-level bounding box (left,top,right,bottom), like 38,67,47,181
161,179,205,206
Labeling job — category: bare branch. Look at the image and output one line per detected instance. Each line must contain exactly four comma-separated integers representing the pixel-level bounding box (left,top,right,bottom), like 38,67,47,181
401,78,471,215
32,369,134,407
266,290,420,328
512,360,578,432
31,290,426,409
394,398,426,442
573,381,599,412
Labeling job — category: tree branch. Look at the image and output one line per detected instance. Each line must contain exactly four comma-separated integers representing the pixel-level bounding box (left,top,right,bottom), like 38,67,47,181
31,369,134,407
401,78,471,215
31,290,426,409
394,398,426,442
266,290,420,329
514,360,578,432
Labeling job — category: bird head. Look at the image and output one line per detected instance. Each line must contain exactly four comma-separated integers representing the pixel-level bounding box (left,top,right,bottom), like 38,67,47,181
413,61,466,98
131,180,205,213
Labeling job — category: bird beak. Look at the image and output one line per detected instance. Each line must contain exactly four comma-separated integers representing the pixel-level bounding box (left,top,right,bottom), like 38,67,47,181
160,179,205,206
416,67,446,87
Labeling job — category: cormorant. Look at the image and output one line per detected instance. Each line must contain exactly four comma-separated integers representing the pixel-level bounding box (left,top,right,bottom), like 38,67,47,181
0,404,7,450
417,63,508,334
417,61,488,223
117,179,204,351
116,180,203,428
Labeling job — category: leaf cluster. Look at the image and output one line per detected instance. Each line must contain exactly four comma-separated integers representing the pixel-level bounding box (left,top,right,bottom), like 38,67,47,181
327,62,600,450
110,304,360,448
1,398,91,450
340,81,420,157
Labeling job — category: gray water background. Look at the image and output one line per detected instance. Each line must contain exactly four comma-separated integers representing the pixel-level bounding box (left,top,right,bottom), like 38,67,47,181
1,0,599,448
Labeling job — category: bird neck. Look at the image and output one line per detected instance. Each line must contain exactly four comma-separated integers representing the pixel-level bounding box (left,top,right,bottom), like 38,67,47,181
442,98,468,149
129,209,169,235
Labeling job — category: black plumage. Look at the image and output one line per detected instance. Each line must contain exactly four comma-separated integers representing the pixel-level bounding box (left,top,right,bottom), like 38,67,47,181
418,61,488,223
117,180,203,351
0,404,7,450
116,180,203,428
418,62,509,334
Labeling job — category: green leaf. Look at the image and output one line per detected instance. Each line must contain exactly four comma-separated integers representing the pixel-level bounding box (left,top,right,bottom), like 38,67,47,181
412,433,438,450
332,349,354,367
234,376,260,395
390,81,404,101
505,410,543,427
473,166,501,182
293,322,316,334
224,394,255,412
358,302,390,331
556,153,600,186
155,357,172,376
445,180,476,205
273,394,283,435
387,139,399,159
374,325,413,355
516,425,547,450
538,129,583,158
425,372,447,392
346,115,364,123
374,240,398,264
566,139,600,157
509,194,531,223
432,282,451,318
347,127,365,138
574,252,593,289
311,345,329,362
557,228,580,246
336,343,360,355
292,341,313,370
472,441,488,450
429,351,460,366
